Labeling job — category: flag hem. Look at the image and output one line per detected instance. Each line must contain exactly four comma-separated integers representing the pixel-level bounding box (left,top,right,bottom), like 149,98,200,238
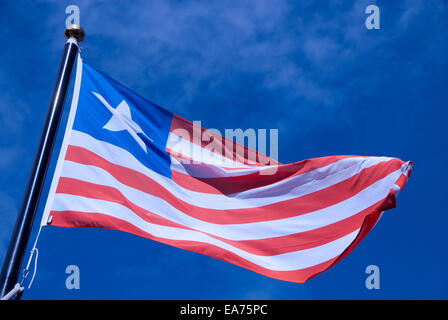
40,53,84,226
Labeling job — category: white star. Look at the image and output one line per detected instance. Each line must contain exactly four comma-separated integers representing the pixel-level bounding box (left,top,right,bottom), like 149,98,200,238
92,91,153,153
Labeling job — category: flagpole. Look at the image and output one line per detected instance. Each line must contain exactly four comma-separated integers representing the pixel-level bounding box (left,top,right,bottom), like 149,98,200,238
0,25,85,299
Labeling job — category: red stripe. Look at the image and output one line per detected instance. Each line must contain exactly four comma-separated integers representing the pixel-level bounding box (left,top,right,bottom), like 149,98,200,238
65,145,404,224
48,209,366,283
169,114,279,166
55,177,390,255
406,162,413,178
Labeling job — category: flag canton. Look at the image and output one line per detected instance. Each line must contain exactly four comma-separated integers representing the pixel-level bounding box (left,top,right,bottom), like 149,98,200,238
72,62,173,178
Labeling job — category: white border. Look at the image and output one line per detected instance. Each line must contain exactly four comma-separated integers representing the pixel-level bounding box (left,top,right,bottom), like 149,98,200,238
40,53,83,226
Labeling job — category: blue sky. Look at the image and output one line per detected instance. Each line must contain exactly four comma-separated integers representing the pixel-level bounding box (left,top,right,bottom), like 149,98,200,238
0,0,447,299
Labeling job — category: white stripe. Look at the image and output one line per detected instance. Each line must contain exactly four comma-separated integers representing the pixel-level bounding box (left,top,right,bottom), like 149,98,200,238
68,130,396,209
41,54,83,226
51,193,360,271
58,160,403,240
167,132,256,169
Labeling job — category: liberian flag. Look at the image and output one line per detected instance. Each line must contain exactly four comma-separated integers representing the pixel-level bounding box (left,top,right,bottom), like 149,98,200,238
41,55,412,283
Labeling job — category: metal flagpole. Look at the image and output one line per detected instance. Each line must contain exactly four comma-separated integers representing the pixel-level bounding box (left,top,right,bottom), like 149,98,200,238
0,25,85,299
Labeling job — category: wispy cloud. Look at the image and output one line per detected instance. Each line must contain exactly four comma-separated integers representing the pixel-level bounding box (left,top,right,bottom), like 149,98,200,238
0,192,18,266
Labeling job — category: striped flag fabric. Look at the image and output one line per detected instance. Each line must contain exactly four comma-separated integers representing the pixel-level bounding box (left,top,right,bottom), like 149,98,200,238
41,55,412,283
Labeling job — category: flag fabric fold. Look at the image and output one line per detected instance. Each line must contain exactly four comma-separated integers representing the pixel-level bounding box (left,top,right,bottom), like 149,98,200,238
41,55,412,283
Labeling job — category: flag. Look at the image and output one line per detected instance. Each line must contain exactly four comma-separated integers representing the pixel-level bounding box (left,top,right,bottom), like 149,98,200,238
41,55,412,283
